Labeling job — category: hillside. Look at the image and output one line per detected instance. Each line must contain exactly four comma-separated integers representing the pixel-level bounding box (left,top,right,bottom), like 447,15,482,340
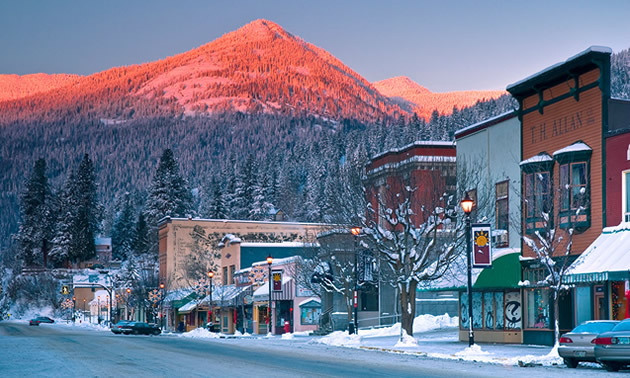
373,76,505,120
0,73,81,102
0,19,405,125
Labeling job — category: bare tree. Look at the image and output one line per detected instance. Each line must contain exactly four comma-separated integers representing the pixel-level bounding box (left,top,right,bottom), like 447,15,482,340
361,174,461,338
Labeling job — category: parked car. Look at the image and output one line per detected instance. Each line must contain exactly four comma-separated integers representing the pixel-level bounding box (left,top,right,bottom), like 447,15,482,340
594,319,630,371
110,320,132,334
29,316,55,326
558,320,619,368
118,322,161,335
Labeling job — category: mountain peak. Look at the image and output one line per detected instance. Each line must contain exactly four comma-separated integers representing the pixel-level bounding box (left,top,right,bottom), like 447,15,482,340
223,18,297,44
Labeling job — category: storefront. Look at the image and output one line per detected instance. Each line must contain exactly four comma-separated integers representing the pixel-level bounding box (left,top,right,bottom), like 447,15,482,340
459,250,522,343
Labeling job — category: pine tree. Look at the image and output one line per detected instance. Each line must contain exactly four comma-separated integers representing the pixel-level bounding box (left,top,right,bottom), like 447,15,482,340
133,213,149,256
50,180,74,266
15,158,54,267
208,177,227,219
144,149,193,254
70,154,101,262
112,192,136,260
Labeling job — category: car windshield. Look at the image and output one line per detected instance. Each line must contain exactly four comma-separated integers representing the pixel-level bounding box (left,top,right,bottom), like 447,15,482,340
612,321,630,332
572,322,617,333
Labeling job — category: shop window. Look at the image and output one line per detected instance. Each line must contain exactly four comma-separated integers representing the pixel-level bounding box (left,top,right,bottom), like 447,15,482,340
494,292,504,330
495,181,509,247
504,291,521,329
483,293,494,329
526,288,550,329
524,171,551,234
300,302,321,325
611,281,628,320
360,290,378,311
559,161,590,229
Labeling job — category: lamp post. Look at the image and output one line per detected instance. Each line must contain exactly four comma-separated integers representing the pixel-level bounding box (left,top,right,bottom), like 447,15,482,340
460,193,475,347
267,255,273,335
351,227,361,334
97,296,100,324
206,272,214,331
126,288,132,320
72,296,76,323
83,298,86,322
159,283,165,331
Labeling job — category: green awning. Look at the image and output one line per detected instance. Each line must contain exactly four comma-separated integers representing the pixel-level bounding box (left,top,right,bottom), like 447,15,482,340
473,253,521,289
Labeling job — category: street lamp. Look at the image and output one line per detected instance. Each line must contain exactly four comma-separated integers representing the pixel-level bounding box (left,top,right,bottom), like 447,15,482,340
126,288,131,320
351,226,361,334
267,254,273,335
72,297,76,323
159,283,165,330
83,298,86,322
207,272,214,331
460,192,475,347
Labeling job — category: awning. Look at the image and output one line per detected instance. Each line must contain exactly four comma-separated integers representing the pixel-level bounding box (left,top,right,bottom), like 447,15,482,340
253,276,293,302
178,300,202,314
564,223,630,284
473,252,521,289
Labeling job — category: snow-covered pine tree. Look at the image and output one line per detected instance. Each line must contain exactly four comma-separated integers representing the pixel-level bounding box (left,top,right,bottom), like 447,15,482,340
144,149,193,254
132,213,149,256
68,154,101,263
112,192,136,260
15,158,54,267
49,180,74,267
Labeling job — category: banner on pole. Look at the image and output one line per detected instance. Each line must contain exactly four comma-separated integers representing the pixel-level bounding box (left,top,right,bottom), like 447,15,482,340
272,270,282,292
471,223,492,268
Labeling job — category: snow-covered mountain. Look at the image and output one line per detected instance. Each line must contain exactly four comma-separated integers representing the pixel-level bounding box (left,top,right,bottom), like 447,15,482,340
373,76,505,120
0,73,81,102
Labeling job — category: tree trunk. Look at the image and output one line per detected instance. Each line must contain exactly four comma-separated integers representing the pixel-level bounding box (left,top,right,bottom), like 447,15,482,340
400,281,418,337
553,290,560,347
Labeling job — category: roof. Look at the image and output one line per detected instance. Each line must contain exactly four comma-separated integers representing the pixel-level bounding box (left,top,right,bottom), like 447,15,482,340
158,216,329,227
370,141,456,161
507,46,612,99
454,111,517,139
94,237,112,245
552,142,592,156
520,152,553,166
565,223,630,283
253,276,292,301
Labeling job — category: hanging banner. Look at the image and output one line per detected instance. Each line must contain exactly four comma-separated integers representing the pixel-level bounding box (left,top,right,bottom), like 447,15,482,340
272,270,283,292
472,223,492,268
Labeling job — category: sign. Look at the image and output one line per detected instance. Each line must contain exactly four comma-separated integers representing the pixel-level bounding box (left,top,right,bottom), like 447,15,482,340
471,223,492,268
272,271,282,292
61,285,70,295
243,295,253,305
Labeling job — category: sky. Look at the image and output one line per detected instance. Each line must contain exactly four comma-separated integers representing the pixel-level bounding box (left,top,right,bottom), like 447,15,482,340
1,0,629,92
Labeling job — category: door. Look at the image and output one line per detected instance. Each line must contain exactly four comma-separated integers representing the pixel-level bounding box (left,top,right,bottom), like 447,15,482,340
594,285,605,320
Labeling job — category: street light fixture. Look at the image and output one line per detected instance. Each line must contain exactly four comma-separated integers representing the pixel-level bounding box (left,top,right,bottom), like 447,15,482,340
350,227,361,334
460,192,475,347
267,255,273,335
207,272,214,330
72,297,76,323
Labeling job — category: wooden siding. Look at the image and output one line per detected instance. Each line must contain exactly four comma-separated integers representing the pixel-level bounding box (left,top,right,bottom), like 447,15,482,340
521,68,603,258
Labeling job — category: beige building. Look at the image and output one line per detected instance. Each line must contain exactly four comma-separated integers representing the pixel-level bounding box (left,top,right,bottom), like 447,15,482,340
158,217,327,290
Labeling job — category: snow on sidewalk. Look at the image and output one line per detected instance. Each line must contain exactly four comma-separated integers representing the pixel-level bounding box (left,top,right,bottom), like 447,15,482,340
315,313,562,367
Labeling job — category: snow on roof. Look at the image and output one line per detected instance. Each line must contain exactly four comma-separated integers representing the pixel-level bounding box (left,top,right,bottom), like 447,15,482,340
251,255,302,267
159,216,330,227
94,237,111,245
240,241,318,248
253,276,293,299
454,111,516,138
552,142,592,156
371,141,455,161
221,233,242,245
366,155,456,177
565,223,630,282
520,153,552,166
507,46,612,91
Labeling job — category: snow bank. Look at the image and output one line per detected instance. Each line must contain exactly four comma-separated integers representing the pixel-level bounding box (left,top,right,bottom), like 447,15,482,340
393,331,418,348
316,331,362,347
429,344,562,367
179,328,220,339
281,333,294,340
359,313,458,338
55,321,110,332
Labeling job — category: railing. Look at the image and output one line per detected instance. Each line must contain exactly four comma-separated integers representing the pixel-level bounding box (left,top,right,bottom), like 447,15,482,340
357,313,401,330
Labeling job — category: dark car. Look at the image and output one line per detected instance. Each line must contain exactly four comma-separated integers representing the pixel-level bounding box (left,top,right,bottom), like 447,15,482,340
594,319,630,371
29,316,55,326
110,320,132,334
558,320,619,368
119,322,161,335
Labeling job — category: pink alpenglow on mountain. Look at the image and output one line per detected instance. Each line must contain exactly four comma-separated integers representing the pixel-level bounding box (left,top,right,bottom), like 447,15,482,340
373,76,505,120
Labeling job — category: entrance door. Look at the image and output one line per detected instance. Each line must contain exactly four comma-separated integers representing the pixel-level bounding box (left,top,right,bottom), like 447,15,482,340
594,285,605,320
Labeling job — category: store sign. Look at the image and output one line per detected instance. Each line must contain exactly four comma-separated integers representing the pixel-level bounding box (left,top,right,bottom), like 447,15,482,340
472,223,492,268
272,271,282,292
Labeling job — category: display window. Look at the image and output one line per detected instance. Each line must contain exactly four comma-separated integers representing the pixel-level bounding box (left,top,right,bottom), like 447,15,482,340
526,288,550,329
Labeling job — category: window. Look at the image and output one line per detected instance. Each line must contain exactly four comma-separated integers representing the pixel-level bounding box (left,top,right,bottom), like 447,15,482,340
495,181,509,247
559,162,587,211
554,142,591,229
300,302,321,325
524,171,550,233
526,288,550,329
624,171,630,222
230,265,236,284
223,267,228,285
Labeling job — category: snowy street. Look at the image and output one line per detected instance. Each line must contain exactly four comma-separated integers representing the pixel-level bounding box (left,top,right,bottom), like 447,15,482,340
0,321,620,377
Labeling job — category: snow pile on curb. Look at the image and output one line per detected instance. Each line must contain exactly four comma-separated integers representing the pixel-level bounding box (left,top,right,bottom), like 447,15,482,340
359,313,458,338
179,328,221,339
393,331,418,348
55,321,110,332
281,333,294,340
428,344,562,367
316,331,362,347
